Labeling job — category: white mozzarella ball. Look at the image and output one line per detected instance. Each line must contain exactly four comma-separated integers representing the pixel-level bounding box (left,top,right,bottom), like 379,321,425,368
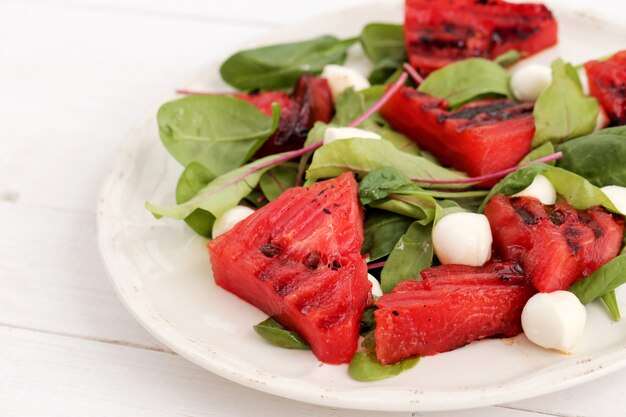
323,127,382,145
595,106,610,132
212,206,255,238
601,185,626,215
432,212,493,267
321,64,370,100
368,273,383,298
521,291,587,353
512,174,557,205
510,64,552,102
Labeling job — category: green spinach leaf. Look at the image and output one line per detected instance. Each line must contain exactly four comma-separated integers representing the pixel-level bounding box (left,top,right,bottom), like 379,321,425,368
418,58,512,109
519,142,556,165
306,139,466,187
146,152,285,220
158,95,279,174
532,59,599,147
348,352,419,382
381,222,433,293
220,35,357,90
570,255,626,305
543,167,619,212
253,317,310,350
360,23,406,84
557,127,626,187
494,50,524,67
175,162,216,237
362,211,413,262
359,167,413,205
259,163,298,201
601,291,621,321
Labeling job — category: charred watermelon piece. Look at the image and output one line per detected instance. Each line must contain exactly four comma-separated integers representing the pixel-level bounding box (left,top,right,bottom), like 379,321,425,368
207,173,371,364
374,262,533,364
236,74,334,158
584,51,626,126
485,195,625,292
379,88,535,182
405,0,558,75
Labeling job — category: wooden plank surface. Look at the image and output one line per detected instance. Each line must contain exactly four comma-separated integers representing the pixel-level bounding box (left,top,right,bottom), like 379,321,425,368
1,0,626,416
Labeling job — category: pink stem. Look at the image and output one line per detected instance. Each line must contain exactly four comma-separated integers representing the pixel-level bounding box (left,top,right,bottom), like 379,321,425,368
347,72,408,128
411,152,564,185
367,261,386,270
403,63,424,86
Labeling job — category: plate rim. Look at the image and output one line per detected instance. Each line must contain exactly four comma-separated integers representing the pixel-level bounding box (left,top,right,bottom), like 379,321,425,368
97,1,626,411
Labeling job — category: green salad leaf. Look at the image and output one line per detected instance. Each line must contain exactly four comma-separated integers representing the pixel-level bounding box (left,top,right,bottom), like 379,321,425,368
158,95,279,174
362,211,413,262
381,221,433,293
220,35,357,90
253,317,310,350
259,163,298,201
570,255,626,305
601,291,621,321
494,50,524,67
519,142,556,165
557,126,626,187
175,162,216,237
360,23,406,84
306,139,466,187
532,59,599,147
146,153,285,220
418,58,512,109
349,352,419,382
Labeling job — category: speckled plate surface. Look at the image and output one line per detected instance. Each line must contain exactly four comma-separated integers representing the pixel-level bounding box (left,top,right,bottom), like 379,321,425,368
97,1,626,411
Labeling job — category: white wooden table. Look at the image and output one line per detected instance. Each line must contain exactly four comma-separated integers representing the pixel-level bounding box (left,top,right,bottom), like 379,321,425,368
1,1,625,416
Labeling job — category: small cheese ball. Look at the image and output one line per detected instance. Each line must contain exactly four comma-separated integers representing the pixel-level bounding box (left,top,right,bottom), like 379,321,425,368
510,64,552,102
513,174,557,205
601,185,626,215
368,273,383,298
432,212,493,267
212,206,255,238
521,291,587,353
321,64,370,100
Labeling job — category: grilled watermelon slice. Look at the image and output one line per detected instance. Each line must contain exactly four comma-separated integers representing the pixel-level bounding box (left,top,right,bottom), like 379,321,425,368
584,51,626,126
485,195,625,292
380,88,535,182
405,0,558,75
207,173,371,364
236,74,334,158
375,262,534,364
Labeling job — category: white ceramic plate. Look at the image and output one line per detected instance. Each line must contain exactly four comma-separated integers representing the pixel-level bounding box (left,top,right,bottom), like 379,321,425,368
98,1,626,412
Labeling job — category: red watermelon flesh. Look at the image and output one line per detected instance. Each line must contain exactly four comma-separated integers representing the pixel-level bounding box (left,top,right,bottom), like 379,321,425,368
405,0,558,75
379,88,535,183
374,262,534,364
207,173,371,364
485,195,624,292
584,51,626,126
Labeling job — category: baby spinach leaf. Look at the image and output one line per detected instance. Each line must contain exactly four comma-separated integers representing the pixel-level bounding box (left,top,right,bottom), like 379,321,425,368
543,167,619,212
146,152,284,220
175,162,216,237
494,50,524,67
519,142,556,165
557,127,626,187
372,193,439,224
360,23,406,84
532,59,599,147
478,164,549,212
253,317,310,350
359,167,412,205
601,291,621,321
220,35,357,91
348,352,419,382
362,211,414,262
359,306,377,335
381,222,433,293
158,95,279,174
570,254,626,305
418,58,512,109
259,163,298,201
307,138,466,187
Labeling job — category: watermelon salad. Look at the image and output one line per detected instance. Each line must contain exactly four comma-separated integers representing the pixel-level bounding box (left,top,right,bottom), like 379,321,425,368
146,0,626,381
